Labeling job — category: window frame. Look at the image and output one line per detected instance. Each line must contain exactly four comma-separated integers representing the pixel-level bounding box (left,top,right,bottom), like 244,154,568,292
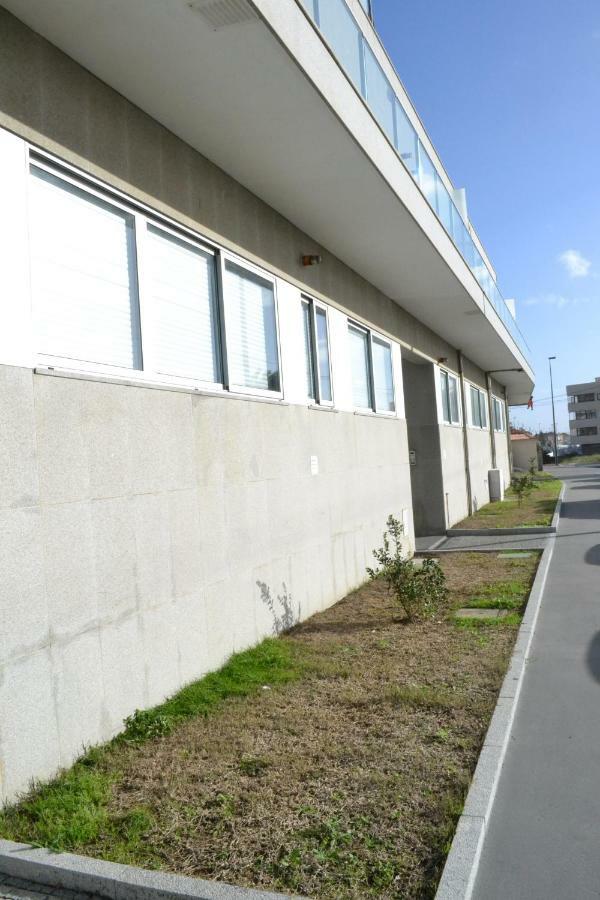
492,395,506,432
29,159,145,378
219,252,283,400
26,149,288,401
468,383,488,429
439,367,461,425
347,319,396,416
301,295,334,407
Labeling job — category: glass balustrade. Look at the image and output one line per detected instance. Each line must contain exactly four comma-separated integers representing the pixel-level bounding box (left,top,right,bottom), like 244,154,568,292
300,0,530,358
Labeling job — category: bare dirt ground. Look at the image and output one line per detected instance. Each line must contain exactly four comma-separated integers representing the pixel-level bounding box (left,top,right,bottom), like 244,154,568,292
65,551,538,899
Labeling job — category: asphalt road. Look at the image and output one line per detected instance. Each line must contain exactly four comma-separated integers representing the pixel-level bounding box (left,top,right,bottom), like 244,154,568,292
473,464,600,899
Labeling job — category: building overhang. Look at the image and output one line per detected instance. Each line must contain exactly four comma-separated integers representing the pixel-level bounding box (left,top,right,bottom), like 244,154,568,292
2,0,534,403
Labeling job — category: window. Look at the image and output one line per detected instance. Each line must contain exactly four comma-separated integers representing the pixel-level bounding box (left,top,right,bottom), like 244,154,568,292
30,165,141,370
302,297,332,404
223,260,280,393
492,396,506,432
576,392,595,403
348,322,395,413
147,225,220,383
440,369,460,425
575,410,597,420
577,426,598,437
469,385,488,428
349,323,372,409
372,336,395,412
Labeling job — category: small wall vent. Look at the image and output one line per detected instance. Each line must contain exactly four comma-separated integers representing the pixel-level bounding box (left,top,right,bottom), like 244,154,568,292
187,0,258,30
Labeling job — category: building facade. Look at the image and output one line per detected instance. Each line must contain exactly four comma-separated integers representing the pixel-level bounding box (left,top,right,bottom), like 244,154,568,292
0,0,533,803
568,378,600,452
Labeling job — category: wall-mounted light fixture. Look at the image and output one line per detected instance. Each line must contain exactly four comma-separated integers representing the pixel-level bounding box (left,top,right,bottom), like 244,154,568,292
437,357,448,364
301,254,322,267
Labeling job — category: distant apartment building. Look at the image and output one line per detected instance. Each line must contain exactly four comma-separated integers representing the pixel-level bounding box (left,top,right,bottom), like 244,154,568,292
568,378,600,452
0,0,533,802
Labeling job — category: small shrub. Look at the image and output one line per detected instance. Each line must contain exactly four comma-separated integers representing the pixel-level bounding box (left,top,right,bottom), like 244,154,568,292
123,709,173,742
510,460,539,507
367,515,448,621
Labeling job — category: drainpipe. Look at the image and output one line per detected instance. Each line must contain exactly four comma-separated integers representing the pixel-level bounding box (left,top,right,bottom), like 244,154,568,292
457,351,473,516
485,372,497,469
504,393,513,473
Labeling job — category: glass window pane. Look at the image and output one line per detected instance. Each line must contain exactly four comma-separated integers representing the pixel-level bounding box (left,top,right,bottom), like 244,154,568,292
449,375,460,423
436,177,454,233
299,0,318,19
348,324,372,409
30,166,141,369
395,102,419,178
302,300,316,400
224,261,280,392
418,143,438,211
470,386,481,427
318,0,364,92
363,44,395,143
147,226,220,383
357,0,371,14
315,307,332,402
372,337,395,412
440,371,450,423
479,392,488,428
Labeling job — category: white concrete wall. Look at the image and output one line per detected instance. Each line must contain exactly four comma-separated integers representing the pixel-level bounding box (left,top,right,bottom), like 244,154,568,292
0,364,413,803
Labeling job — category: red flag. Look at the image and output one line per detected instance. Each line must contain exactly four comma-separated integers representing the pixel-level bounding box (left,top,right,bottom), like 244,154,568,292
527,396,534,410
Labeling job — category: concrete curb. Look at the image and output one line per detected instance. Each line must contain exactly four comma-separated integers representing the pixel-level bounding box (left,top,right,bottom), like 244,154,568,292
447,483,565,538
0,840,303,900
435,525,557,899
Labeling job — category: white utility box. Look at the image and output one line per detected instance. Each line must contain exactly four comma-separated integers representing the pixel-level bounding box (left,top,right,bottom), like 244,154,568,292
488,468,505,502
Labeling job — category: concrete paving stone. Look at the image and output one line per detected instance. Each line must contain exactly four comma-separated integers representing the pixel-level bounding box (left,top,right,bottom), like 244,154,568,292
497,552,533,558
454,608,511,619
473,465,600,899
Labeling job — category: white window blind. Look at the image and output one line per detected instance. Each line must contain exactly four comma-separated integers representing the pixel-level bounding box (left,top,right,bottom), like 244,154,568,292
349,324,372,409
147,226,220,383
372,337,395,412
224,261,280,392
29,166,141,369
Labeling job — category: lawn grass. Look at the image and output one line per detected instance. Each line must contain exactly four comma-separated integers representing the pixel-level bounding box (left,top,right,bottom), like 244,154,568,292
0,552,539,899
559,453,600,466
453,474,561,529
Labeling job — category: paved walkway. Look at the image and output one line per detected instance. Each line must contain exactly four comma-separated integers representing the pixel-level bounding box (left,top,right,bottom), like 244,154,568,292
473,464,600,899
0,872,98,899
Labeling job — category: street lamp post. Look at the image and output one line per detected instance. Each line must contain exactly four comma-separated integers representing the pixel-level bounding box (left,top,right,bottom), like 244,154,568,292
549,356,558,466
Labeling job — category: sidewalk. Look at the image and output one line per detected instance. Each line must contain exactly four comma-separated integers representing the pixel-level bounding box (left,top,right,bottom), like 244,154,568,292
472,465,600,899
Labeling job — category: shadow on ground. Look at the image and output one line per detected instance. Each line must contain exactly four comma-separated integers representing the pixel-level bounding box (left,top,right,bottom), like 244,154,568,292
586,631,600,683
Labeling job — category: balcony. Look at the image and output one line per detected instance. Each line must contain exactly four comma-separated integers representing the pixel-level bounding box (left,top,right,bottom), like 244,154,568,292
2,0,534,402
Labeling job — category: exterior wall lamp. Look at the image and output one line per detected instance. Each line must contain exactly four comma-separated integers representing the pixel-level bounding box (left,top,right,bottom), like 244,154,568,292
301,254,322,267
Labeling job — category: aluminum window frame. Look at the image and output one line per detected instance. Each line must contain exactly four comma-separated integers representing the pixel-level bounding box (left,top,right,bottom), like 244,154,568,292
439,367,461,426
219,252,284,400
26,147,288,401
347,318,396,416
468,383,488,429
301,294,334,407
491,395,506,432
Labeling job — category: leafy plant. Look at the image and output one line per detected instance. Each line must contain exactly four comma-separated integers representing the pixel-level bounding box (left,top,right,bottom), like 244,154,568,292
510,458,539,507
367,515,447,621
123,709,173,742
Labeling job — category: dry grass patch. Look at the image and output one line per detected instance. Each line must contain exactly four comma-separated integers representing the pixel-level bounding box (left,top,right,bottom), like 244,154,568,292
0,552,539,899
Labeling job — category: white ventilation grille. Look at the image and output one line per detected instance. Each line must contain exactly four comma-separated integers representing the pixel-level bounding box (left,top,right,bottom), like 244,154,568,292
188,0,258,30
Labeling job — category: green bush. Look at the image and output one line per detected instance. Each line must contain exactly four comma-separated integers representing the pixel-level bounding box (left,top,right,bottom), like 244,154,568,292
367,515,448,621
510,458,539,507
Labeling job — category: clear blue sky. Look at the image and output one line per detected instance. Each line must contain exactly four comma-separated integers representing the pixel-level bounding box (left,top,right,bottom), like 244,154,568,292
374,0,600,434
